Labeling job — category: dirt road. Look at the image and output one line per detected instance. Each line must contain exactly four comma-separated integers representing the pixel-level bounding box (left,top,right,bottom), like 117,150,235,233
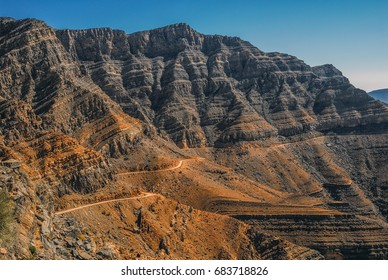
55,192,155,215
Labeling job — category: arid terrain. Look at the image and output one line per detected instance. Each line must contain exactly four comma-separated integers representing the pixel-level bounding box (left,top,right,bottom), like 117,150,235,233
0,17,387,260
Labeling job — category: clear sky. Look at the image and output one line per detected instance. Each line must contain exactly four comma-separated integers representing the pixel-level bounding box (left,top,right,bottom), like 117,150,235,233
1,0,387,91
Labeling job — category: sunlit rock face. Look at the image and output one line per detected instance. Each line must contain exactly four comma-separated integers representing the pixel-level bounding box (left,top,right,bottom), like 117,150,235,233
57,23,388,147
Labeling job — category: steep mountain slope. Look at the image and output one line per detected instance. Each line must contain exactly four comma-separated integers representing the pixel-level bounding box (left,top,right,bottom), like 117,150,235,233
0,17,387,259
57,23,387,147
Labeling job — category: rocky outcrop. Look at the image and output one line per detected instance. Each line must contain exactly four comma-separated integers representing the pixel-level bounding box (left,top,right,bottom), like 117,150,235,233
246,214,388,260
0,18,155,195
0,162,38,259
248,230,324,260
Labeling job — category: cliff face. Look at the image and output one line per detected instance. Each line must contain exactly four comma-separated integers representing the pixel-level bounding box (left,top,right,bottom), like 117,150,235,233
1,18,387,260
0,18,156,195
57,23,387,147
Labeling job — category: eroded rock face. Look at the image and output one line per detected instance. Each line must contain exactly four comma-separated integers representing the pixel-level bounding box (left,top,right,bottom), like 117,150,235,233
57,23,388,147
0,18,149,194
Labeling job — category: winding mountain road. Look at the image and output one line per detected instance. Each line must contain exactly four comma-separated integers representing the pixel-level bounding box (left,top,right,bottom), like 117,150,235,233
54,158,203,215
55,192,155,215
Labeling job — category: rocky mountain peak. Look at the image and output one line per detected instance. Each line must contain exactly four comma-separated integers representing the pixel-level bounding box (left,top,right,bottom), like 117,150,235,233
127,22,204,57
0,17,51,40
127,23,259,58
0,17,16,24
0,17,48,29
147,22,197,34
312,64,344,78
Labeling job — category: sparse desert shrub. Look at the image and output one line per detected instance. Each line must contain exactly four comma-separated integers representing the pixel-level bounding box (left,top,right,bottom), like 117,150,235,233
0,190,13,246
29,245,37,256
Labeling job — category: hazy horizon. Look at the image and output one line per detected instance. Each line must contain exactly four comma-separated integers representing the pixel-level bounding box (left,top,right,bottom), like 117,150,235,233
1,0,387,91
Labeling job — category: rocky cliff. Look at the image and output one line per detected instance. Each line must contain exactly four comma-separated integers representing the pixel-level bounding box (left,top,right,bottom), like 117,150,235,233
57,23,388,147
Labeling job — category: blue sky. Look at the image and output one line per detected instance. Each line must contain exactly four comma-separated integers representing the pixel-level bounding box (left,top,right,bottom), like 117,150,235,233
1,0,387,91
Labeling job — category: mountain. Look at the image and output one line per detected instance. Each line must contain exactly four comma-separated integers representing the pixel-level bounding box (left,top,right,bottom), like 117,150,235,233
0,17,387,260
369,89,388,104
56,23,388,147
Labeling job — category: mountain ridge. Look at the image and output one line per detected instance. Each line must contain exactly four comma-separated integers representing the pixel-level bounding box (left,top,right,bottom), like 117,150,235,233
55,20,388,148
